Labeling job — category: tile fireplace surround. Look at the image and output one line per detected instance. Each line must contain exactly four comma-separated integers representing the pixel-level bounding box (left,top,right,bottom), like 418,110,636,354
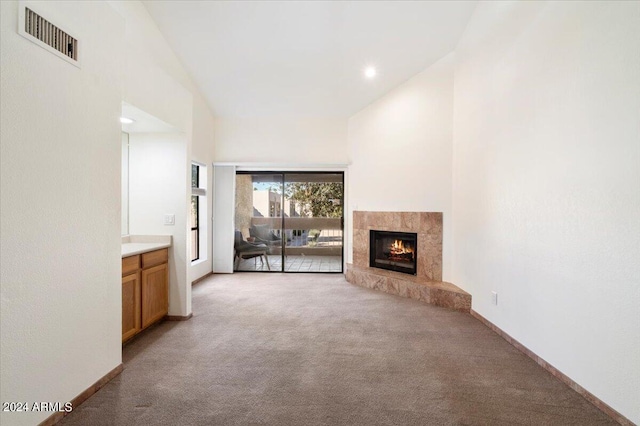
346,211,471,312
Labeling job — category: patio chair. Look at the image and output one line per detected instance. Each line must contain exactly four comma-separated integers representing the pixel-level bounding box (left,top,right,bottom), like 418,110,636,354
249,224,281,252
234,230,270,271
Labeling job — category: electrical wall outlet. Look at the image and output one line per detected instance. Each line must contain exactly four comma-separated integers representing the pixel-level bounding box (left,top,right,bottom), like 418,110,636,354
164,214,175,225
491,291,498,306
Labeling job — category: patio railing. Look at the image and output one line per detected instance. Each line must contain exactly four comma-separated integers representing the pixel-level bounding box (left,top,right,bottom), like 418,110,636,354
249,216,343,255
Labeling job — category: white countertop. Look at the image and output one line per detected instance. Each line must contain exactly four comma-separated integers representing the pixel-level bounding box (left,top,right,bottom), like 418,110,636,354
122,235,172,258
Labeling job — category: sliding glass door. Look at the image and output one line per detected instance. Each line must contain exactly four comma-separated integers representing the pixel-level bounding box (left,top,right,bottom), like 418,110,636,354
234,171,344,272
283,173,343,272
234,173,283,271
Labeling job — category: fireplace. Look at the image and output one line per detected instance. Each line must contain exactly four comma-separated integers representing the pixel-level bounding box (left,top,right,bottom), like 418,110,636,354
369,230,418,275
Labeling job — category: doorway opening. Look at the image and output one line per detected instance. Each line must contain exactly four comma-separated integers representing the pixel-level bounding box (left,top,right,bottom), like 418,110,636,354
234,171,344,273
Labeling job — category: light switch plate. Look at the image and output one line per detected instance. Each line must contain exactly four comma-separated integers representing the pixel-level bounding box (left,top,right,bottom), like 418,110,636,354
164,214,175,225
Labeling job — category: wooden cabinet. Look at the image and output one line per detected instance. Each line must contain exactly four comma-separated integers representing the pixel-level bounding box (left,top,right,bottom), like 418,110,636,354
122,254,140,276
142,261,168,329
122,248,168,342
142,248,168,269
122,271,141,341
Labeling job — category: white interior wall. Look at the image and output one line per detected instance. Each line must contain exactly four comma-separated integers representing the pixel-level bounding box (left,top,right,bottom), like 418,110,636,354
129,133,191,316
452,2,640,422
109,1,216,283
2,2,216,423
347,53,454,280
0,1,124,425
190,95,216,281
214,117,348,164
213,117,348,272
213,165,236,273
108,1,194,132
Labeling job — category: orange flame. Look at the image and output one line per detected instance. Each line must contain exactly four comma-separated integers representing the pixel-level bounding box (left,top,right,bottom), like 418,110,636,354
389,239,414,258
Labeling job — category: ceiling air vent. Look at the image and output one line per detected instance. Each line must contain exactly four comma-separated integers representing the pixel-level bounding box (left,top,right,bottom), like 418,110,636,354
18,3,80,67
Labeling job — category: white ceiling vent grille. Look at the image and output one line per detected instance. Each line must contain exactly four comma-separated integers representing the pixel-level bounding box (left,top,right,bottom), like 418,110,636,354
18,3,80,67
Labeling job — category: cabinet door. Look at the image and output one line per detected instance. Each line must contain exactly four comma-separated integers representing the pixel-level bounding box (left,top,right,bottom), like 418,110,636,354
122,272,141,342
141,262,168,329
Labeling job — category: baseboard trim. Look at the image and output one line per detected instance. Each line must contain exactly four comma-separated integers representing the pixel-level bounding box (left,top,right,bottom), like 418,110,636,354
470,310,632,426
192,271,213,286
165,313,193,321
39,363,123,426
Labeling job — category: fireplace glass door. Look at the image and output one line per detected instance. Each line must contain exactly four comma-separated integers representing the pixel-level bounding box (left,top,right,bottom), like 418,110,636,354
369,230,418,275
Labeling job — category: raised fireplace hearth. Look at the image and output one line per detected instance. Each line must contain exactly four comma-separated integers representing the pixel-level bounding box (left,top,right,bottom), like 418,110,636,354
370,230,417,275
347,211,471,312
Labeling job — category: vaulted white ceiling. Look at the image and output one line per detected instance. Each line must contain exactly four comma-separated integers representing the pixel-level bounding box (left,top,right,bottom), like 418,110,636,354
143,1,477,118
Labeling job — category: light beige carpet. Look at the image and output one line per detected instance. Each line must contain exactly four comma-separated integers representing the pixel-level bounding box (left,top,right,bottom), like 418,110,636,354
61,273,614,425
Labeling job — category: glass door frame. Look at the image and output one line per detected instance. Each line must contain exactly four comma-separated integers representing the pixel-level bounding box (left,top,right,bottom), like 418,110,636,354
235,170,345,273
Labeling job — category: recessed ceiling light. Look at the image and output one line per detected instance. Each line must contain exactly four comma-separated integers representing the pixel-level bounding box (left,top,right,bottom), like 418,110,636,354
364,66,377,79
120,117,134,124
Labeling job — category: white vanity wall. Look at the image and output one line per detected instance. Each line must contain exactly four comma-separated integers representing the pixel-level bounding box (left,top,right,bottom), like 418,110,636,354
128,132,191,317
